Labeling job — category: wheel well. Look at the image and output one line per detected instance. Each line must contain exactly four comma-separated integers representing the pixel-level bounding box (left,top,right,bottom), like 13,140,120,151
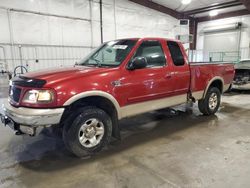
60,96,120,139
209,80,223,93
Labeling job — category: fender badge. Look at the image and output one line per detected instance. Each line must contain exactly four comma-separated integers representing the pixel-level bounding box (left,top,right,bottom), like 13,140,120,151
111,80,122,87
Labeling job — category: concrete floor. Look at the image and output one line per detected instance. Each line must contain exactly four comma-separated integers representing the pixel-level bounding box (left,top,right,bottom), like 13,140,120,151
0,74,250,188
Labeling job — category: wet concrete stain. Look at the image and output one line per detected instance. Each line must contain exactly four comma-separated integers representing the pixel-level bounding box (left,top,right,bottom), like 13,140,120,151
236,140,250,145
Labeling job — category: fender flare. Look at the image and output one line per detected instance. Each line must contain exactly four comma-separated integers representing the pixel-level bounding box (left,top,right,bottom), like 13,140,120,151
203,76,224,98
63,90,122,119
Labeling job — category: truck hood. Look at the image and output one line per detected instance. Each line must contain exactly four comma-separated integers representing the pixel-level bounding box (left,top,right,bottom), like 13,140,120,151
235,64,250,70
23,66,117,86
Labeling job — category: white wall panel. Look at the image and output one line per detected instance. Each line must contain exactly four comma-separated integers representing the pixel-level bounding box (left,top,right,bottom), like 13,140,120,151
102,3,115,24
61,19,91,46
11,12,49,44
0,9,10,43
47,17,63,45
103,22,116,41
91,1,101,22
91,21,101,47
10,11,92,46
0,0,42,12
0,0,90,19
105,0,180,40
0,0,189,72
47,0,90,19
102,2,116,41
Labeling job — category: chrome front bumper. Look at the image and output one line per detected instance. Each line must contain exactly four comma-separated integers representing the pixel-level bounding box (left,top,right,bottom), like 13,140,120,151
1,100,65,127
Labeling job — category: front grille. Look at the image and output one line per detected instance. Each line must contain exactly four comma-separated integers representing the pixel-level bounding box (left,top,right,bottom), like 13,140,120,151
234,69,250,84
9,85,22,103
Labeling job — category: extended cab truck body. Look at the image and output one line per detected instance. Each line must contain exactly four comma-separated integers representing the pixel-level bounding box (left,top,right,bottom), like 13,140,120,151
0,38,235,157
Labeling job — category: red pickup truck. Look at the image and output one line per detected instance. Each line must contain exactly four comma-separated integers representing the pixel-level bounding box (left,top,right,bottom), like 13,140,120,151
1,38,234,157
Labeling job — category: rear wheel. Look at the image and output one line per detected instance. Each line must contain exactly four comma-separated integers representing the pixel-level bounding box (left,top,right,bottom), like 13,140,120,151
63,106,112,157
198,87,221,115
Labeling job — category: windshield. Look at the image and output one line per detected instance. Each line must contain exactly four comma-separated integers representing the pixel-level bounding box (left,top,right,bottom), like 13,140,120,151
79,39,137,67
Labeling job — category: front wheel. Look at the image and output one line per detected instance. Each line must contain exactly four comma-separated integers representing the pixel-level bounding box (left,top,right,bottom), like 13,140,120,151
198,87,221,115
63,106,112,157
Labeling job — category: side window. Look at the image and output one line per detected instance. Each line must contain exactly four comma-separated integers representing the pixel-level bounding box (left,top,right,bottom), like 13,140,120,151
133,41,166,67
167,41,185,66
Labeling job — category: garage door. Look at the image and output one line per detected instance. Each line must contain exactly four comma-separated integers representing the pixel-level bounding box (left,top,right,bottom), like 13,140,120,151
204,31,240,52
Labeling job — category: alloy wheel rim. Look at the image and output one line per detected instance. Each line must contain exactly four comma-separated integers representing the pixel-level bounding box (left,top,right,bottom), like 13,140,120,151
78,118,105,148
208,93,218,110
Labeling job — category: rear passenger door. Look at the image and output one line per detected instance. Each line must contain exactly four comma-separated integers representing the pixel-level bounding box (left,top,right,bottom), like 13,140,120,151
166,41,190,95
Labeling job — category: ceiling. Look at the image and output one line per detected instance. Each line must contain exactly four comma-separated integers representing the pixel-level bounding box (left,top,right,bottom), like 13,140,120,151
152,0,247,17
194,5,245,17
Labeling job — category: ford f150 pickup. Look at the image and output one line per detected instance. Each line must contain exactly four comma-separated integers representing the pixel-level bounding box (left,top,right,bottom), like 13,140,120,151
0,38,235,157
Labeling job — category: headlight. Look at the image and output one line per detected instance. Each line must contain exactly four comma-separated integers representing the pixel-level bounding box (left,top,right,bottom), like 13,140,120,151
22,89,54,104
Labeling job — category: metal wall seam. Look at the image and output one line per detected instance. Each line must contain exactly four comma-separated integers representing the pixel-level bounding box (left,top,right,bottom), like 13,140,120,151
0,6,91,22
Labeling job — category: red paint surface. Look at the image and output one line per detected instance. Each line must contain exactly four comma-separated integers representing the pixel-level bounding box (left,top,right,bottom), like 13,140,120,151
12,38,235,108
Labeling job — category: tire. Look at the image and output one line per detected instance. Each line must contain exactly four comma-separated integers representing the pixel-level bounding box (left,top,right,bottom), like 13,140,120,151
198,87,221,115
63,106,112,157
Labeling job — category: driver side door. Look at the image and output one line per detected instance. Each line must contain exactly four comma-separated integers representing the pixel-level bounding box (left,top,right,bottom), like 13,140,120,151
118,39,175,105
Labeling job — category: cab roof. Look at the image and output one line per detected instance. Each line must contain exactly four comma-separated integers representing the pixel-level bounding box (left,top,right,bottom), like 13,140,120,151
109,37,181,43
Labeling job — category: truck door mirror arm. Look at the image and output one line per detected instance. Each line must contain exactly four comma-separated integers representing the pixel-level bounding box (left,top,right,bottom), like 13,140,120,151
127,57,148,70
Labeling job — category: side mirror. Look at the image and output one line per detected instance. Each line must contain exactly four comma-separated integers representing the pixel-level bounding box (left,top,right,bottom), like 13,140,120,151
128,57,147,70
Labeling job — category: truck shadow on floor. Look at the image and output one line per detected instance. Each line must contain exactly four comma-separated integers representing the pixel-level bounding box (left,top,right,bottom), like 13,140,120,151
224,89,250,96
10,106,230,172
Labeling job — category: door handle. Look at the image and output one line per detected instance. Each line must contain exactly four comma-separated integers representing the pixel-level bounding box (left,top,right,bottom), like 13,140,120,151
165,72,174,79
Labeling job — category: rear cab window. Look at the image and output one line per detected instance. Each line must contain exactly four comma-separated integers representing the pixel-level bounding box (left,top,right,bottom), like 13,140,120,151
167,41,185,66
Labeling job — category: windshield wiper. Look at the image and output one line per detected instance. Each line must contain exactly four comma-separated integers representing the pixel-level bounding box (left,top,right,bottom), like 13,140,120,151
80,58,102,67
91,58,102,67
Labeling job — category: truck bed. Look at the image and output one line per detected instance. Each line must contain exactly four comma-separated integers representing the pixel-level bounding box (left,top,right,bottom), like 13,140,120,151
189,62,235,99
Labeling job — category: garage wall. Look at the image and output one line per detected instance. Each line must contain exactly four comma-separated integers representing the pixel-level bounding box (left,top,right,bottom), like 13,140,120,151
196,15,250,62
0,0,188,72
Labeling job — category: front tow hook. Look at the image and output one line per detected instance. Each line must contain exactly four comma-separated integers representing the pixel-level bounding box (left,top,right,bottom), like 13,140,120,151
0,114,24,135
0,114,10,125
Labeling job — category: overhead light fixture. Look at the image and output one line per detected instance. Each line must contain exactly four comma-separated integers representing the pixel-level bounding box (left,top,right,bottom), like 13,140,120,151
182,0,191,5
209,10,219,17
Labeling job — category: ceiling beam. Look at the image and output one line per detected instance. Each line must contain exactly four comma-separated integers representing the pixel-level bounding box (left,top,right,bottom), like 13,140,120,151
197,9,250,22
239,0,250,11
128,0,181,19
183,1,242,16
